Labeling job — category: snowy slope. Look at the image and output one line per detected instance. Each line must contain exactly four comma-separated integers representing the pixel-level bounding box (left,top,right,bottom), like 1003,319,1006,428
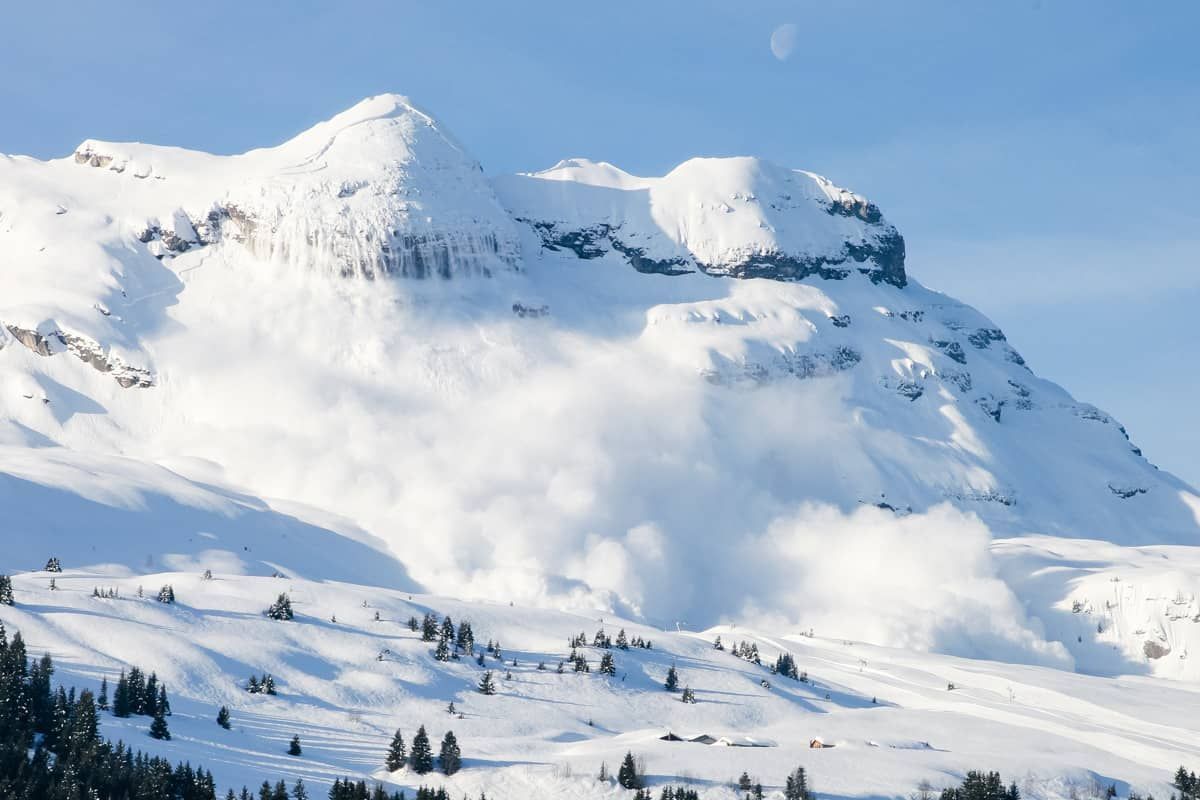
1,93,1198,683
2,569,1198,800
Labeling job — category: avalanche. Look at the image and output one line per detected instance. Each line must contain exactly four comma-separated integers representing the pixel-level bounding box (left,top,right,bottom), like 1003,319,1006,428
1,91,1199,796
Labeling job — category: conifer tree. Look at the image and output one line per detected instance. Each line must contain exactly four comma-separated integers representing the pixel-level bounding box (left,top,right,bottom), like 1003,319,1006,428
143,672,158,716
599,652,617,676
266,593,294,620
440,615,455,644
149,709,171,740
434,636,451,662
113,670,132,717
386,729,407,771
288,734,303,755
664,665,679,692
294,779,309,800
617,751,642,789
0,575,14,605
784,766,810,800
438,730,461,775
157,584,176,604
44,557,62,573
456,621,474,654
421,612,439,642
98,676,109,710
681,686,696,703
218,705,232,729
616,628,628,650
478,670,496,695
409,725,434,774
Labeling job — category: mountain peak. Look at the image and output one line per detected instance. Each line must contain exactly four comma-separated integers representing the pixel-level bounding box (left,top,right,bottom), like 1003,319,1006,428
495,155,906,287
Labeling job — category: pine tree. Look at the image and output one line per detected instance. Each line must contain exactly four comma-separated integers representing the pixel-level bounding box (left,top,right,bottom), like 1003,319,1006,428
386,729,407,771
149,709,171,740
456,621,475,654
784,766,810,800
434,636,451,662
664,665,679,691
293,779,309,800
681,686,696,703
157,683,170,716
143,672,158,716
266,593,294,620
263,674,277,695
421,612,439,642
616,628,628,650
478,670,496,695
440,615,455,644
599,652,616,676
218,705,232,729
157,584,175,604
438,730,462,775
409,725,434,774
44,557,62,573
617,751,642,789
98,676,109,710
288,734,303,755
408,616,420,632
0,575,14,605
113,670,132,717
739,772,753,791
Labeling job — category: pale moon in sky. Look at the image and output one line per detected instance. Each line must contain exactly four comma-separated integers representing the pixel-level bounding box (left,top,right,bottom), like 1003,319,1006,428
770,23,799,61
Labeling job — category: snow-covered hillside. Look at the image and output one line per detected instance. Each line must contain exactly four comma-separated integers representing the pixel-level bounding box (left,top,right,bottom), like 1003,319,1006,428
1,91,1198,692
2,568,1198,800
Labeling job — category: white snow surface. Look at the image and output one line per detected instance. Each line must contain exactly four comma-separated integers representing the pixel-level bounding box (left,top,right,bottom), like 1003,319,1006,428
2,569,1198,799
2,96,1200,793
494,156,897,277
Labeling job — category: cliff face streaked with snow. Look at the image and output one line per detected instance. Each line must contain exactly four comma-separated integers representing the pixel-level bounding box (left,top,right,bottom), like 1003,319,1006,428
1,94,1198,677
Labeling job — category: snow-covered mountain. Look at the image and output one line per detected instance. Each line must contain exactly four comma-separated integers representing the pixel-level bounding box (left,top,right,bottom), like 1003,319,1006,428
2,93,1198,681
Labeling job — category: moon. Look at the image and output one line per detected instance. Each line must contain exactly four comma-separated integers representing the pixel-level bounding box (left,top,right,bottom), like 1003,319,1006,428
770,23,799,61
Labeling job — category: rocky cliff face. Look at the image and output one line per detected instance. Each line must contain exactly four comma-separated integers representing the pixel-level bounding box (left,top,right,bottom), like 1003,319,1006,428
67,95,524,281
494,157,906,288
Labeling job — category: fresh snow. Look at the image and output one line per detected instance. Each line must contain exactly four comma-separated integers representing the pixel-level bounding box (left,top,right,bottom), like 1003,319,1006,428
4,569,1200,800
1,92,1199,798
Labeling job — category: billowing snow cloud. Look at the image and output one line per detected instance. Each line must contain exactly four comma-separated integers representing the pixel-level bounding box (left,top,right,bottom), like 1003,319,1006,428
737,503,1074,668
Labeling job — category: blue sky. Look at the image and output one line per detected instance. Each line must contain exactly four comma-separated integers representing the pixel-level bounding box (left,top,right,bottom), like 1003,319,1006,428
3,1,1197,485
